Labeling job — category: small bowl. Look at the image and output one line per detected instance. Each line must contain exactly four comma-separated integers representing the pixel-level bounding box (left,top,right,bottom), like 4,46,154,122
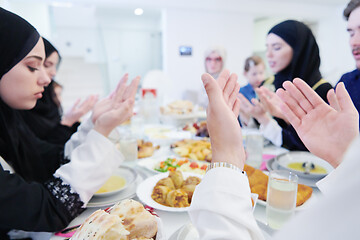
93,166,137,198
276,151,333,179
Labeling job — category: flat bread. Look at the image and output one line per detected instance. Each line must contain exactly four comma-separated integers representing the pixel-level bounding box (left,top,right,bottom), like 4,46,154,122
71,210,129,240
109,199,157,239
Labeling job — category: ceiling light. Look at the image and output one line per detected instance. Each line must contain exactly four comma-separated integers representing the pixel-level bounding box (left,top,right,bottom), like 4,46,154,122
134,8,144,16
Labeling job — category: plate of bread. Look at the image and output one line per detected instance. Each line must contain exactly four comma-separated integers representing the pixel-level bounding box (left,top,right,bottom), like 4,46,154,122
71,199,165,240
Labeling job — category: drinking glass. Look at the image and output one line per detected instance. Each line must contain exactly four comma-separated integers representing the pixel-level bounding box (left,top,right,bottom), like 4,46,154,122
118,135,138,162
266,170,298,229
245,131,263,168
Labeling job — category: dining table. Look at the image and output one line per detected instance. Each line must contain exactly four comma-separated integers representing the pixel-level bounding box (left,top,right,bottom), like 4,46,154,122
50,123,322,240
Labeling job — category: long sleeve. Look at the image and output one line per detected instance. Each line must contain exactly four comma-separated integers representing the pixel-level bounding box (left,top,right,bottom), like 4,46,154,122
0,167,80,237
64,117,94,158
189,167,264,240
259,119,283,147
55,129,124,205
0,127,123,237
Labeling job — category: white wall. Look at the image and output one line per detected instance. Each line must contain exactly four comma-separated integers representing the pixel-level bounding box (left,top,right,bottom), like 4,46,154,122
317,5,355,85
3,2,51,38
162,8,254,102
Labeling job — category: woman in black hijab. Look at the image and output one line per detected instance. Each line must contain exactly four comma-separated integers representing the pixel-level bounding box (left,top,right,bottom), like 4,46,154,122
265,20,332,96
240,20,333,150
0,8,139,239
20,38,97,144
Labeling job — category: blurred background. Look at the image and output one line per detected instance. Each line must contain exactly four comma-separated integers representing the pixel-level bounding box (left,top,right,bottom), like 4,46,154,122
0,0,352,111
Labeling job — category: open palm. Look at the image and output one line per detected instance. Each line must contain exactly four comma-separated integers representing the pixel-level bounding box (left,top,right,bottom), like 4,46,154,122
202,70,245,169
277,78,359,168
256,86,288,123
92,74,140,137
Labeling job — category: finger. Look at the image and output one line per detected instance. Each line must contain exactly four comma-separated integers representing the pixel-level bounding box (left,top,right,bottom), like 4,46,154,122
123,76,140,101
327,89,340,111
227,81,240,109
281,80,308,118
259,86,274,97
238,93,252,109
335,82,356,113
216,69,230,90
201,73,223,104
276,88,301,128
71,98,81,109
83,95,98,111
257,90,269,109
223,73,238,102
232,98,241,117
112,73,129,101
282,78,313,114
292,78,324,108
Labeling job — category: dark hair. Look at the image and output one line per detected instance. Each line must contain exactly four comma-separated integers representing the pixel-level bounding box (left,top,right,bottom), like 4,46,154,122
344,0,360,20
244,55,264,72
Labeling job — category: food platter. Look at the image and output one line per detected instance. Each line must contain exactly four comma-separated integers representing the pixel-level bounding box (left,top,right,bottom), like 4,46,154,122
136,172,203,212
137,156,208,175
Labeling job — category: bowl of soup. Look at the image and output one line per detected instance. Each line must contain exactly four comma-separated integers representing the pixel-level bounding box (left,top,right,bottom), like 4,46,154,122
275,151,333,179
94,166,137,197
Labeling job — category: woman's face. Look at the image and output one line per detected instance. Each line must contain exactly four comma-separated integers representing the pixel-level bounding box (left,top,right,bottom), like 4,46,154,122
0,38,51,109
244,63,265,88
44,51,59,79
266,33,293,74
205,52,223,75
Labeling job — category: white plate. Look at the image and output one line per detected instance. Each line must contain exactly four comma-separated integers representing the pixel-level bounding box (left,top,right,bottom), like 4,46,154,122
137,156,208,175
159,114,199,128
87,171,145,208
144,124,193,146
275,151,333,179
266,158,319,187
93,166,137,198
136,172,203,212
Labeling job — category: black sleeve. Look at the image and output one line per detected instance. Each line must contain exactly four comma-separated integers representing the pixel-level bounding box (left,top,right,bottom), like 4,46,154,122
281,125,308,151
43,122,80,145
0,167,84,235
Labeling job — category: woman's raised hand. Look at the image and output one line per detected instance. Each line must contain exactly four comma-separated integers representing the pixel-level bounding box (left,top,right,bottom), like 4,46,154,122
61,95,99,127
92,73,140,137
277,78,359,168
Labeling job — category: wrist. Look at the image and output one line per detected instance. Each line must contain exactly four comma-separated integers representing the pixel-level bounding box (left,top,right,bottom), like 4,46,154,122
211,149,245,170
61,117,74,127
207,161,246,175
257,114,271,125
93,124,112,137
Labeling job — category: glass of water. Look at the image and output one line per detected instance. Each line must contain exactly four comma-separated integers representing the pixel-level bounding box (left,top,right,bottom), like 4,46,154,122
266,170,298,230
245,131,263,169
118,134,138,163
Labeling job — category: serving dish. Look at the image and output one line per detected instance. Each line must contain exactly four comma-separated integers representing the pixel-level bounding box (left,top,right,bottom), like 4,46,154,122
136,172,203,212
137,156,208,175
